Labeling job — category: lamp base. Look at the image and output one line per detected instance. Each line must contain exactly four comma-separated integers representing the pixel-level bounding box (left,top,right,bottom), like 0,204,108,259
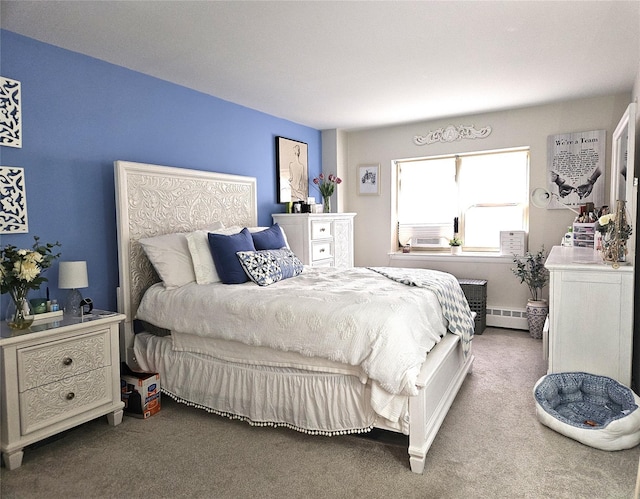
64,288,84,317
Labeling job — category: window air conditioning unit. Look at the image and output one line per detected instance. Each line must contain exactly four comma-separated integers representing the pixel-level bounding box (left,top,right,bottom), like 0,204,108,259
398,223,450,249
411,236,449,248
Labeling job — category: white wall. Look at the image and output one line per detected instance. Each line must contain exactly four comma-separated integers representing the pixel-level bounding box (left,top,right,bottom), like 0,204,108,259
329,93,632,311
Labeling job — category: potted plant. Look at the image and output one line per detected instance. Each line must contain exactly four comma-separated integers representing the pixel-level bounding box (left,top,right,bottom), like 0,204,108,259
511,247,549,339
449,237,462,255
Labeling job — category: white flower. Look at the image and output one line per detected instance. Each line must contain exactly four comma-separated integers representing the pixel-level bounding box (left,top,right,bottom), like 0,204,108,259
14,260,40,282
24,251,43,264
598,214,615,226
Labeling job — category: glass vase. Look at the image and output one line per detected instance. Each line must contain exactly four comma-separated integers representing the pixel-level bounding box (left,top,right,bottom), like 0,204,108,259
601,200,629,265
323,196,331,213
6,287,34,330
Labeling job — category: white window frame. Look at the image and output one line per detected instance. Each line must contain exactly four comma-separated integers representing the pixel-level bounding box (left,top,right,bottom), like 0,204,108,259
394,148,530,253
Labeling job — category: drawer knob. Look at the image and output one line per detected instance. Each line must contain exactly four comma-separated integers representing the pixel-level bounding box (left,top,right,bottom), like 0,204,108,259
320,248,325,253
62,357,73,366
320,228,326,232
66,392,75,400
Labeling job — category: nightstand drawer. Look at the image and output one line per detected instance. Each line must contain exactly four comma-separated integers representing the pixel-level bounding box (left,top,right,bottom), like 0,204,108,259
18,329,111,392
311,221,332,240
20,366,113,435
312,241,333,262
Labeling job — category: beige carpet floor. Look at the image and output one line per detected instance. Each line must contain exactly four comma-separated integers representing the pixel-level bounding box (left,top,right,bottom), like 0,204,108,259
2,327,639,498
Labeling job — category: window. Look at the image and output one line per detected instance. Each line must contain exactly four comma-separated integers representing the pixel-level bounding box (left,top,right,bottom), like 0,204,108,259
395,148,529,252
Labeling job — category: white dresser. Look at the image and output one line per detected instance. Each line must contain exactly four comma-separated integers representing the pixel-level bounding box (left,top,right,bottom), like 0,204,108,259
545,246,634,386
272,213,356,267
0,312,125,469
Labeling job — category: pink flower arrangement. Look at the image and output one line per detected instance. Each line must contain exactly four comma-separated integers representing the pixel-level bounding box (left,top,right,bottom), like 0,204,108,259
312,173,342,199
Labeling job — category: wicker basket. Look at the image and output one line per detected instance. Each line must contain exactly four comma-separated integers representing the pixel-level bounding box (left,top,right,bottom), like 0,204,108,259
457,279,487,334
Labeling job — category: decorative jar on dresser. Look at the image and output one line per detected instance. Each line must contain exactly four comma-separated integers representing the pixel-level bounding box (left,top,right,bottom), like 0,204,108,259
272,213,356,267
544,246,634,386
0,311,125,470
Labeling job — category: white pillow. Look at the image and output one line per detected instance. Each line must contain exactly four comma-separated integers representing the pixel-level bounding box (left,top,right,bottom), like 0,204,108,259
186,225,290,285
186,226,242,284
139,222,223,289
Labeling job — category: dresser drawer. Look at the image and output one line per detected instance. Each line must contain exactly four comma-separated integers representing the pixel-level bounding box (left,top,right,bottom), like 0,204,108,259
311,220,332,240
17,329,111,392
20,366,113,435
311,241,333,262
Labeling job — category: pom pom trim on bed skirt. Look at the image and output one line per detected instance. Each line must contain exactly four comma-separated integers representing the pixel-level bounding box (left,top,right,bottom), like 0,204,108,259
161,388,374,437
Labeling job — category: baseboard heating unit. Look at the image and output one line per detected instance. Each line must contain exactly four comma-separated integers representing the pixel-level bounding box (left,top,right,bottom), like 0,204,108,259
485,306,528,330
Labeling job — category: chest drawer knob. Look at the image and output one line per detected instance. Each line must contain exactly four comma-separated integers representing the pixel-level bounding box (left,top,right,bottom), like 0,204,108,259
62,357,73,366
66,392,75,400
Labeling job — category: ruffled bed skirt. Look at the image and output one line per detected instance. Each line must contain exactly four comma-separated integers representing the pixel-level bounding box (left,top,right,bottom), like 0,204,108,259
134,333,380,435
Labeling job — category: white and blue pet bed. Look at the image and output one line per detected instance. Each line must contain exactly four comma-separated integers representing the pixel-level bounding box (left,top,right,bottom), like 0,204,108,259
534,372,640,451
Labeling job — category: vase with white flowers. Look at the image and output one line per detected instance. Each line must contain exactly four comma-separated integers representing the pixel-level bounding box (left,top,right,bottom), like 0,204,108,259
312,173,342,213
596,200,632,266
1,237,61,329
512,247,549,339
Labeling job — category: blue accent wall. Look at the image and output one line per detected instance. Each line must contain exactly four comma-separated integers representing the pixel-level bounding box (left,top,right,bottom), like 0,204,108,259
0,30,321,316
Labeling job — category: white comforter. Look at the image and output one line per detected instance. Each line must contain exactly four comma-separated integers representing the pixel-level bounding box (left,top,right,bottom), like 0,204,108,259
136,266,461,397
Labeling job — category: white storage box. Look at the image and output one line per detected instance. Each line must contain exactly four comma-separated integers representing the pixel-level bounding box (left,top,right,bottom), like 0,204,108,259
500,231,527,256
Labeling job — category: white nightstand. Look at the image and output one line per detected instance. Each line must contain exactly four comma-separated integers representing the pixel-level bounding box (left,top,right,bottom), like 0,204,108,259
0,311,126,470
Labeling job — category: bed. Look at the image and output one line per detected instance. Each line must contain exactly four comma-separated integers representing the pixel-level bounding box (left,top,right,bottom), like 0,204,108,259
114,160,475,473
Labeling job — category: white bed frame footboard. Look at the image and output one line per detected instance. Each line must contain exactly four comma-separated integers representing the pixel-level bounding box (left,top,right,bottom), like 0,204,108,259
407,333,473,473
114,160,473,474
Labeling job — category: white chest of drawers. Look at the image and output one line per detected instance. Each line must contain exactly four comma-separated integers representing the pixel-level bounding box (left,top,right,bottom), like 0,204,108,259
1,312,125,470
272,213,356,267
545,246,634,386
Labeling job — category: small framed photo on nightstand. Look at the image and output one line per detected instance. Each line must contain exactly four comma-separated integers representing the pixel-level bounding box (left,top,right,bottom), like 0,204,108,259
358,164,380,196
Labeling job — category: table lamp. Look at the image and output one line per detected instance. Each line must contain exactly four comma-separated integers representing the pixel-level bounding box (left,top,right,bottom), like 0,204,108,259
58,261,88,317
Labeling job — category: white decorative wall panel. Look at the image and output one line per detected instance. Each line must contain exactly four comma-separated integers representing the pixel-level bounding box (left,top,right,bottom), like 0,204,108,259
413,124,492,145
0,166,28,233
0,76,22,148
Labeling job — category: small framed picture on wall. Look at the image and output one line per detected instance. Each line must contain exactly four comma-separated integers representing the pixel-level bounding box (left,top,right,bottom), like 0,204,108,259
357,164,380,196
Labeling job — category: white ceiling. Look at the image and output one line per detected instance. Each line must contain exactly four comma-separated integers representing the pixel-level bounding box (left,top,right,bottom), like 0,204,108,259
1,1,639,131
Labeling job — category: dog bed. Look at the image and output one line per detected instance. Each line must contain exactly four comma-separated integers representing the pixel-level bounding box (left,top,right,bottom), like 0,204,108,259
534,372,640,451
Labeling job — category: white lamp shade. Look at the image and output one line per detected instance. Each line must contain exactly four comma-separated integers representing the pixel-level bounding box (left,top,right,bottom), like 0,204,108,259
58,261,88,289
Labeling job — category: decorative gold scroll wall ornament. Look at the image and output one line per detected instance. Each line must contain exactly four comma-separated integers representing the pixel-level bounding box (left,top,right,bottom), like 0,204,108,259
413,124,492,145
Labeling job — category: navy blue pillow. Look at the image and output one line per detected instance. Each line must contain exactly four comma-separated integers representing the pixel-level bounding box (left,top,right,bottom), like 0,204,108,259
251,224,286,250
207,228,256,284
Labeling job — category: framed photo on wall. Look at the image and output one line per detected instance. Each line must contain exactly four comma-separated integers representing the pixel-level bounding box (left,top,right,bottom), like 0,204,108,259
358,164,380,196
276,136,308,203
546,130,605,209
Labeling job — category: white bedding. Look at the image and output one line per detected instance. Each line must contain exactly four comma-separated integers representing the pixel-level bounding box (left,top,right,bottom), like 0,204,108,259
136,266,470,398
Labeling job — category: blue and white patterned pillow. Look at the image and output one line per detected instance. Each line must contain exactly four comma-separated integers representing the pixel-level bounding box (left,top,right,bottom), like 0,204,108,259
236,248,304,286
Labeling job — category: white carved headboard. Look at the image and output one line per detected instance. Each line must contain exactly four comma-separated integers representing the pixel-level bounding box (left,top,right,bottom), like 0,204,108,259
114,161,257,362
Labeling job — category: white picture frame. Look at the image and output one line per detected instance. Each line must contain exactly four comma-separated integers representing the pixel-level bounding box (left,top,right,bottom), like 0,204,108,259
358,164,380,196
